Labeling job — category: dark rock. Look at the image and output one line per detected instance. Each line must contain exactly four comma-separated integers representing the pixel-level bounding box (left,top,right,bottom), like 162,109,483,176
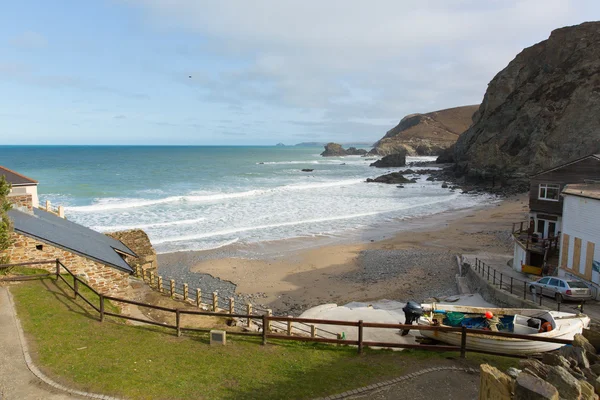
426,176,435,181
436,145,455,163
396,185,405,188
301,169,314,172
346,147,368,156
560,346,590,369
574,333,598,356
441,182,449,188
275,142,285,147
583,328,600,353
321,142,347,157
400,169,416,174
520,359,550,379
454,22,600,178
542,353,571,370
546,366,582,400
515,372,559,400
370,152,407,168
366,173,415,184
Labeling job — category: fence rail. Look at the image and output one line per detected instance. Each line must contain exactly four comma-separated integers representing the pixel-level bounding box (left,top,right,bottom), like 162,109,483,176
1,259,578,358
471,258,586,313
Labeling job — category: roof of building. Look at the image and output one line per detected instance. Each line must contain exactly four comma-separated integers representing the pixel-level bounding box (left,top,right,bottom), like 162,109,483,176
530,153,600,178
562,183,600,201
8,208,136,273
0,165,38,186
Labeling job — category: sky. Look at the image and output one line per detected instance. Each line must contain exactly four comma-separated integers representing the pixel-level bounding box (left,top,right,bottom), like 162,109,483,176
1,1,599,145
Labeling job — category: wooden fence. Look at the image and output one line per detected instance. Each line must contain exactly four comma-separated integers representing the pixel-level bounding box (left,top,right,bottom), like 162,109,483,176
1,260,575,358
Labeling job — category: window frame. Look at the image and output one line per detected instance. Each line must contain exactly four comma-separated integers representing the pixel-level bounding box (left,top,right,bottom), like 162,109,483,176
538,183,561,202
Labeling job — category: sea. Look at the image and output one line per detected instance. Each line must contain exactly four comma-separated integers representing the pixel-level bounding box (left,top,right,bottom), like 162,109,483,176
0,146,493,254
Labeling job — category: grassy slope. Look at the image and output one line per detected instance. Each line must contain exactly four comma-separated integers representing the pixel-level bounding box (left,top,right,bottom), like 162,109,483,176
10,278,517,400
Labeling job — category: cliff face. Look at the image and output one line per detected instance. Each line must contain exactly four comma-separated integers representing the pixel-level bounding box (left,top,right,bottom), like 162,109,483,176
455,22,600,176
373,105,479,156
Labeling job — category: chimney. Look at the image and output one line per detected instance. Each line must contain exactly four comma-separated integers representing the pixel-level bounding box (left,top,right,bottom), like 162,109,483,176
8,194,33,212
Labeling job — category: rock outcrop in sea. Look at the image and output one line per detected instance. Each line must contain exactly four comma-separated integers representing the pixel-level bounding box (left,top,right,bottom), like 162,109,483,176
366,173,416,184
371,105,478,156
454,21,600,178
369,152,406,168
320,143,368,157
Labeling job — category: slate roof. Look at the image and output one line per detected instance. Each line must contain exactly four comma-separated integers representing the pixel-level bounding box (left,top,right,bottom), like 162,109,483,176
0,165,38,186
530,153,600,177
8,208,136,273
562,183,600,201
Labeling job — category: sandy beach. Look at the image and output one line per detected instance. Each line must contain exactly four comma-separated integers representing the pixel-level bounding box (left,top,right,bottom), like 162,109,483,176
158,194,529,315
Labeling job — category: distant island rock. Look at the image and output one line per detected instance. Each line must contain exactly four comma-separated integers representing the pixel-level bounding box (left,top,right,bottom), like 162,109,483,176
295,142,326,147
275,143,285,147
366,173,417,184
370,105,479,156
454,21,600,177
301,169,314,172
320,143,368,157
369,152,406,168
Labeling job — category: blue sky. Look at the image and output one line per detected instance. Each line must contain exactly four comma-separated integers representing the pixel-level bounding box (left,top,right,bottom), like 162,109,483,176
1,1,599,145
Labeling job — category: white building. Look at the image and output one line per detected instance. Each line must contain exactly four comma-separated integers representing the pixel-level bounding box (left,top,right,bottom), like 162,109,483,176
558,184,600,299
1,165,39,209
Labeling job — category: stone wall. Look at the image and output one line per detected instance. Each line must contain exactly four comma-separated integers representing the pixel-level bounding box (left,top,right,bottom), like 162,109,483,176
1,232,130,295
463,263,542,309
106,229,157,276
7,194,33,212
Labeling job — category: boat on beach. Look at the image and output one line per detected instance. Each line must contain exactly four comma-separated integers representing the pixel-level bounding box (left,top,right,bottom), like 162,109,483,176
415,303,590,355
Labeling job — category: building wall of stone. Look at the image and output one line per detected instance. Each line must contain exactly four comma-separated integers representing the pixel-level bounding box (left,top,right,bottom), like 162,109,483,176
7,194,33,211
106,229,157,276
1,232,130,295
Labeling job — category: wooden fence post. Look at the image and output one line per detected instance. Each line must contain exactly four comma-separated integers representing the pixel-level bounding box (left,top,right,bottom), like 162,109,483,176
196,288,202,307
310,324,316,338
158,276,163,293
246,304,252,328
287,317,293,336
460,326,467,358
74,277,79,299
150,271,155,287
212,292,218,311
176,309,181,337
170,280,175,298
183,283,189,302
266,309,272,332
99,294,105,322
229,297,234,314
358,320,364,354
262,314,267,345
55,259,60,279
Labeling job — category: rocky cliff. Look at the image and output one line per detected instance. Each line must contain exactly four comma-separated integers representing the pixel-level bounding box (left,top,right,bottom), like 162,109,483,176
320,143,368,157
454,22,600,177
372,105,478,156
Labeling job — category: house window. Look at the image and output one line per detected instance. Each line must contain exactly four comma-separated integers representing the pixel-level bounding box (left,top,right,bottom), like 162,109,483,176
538,183,560,201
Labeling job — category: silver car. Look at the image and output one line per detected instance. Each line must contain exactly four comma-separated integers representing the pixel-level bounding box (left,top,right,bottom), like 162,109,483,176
528,277,593,301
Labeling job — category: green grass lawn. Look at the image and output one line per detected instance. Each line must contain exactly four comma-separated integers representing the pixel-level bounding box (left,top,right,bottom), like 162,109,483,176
10,278,518,400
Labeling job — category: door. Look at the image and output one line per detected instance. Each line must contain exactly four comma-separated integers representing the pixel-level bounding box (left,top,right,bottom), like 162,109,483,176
536,277,550,295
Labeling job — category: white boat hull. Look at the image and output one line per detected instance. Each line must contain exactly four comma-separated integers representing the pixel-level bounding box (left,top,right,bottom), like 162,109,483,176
417,304,590,355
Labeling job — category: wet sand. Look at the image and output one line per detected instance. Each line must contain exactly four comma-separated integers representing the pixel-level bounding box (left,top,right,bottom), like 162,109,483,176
158,194,529,314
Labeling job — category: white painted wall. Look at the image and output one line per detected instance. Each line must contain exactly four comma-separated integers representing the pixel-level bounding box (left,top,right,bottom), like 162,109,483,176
513,241,527,272
559,194,600,298
8,185,39,208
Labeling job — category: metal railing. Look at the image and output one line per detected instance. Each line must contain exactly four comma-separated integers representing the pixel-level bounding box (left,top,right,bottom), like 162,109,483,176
472,258,586,313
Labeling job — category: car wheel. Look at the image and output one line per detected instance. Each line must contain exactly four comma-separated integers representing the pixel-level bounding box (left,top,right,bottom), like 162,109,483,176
555,293,563,303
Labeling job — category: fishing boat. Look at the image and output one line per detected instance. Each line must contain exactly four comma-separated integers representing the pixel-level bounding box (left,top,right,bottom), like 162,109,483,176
415,303,590,355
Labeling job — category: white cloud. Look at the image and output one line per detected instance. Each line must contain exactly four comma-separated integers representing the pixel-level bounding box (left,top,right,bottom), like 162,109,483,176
124,1,600,140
